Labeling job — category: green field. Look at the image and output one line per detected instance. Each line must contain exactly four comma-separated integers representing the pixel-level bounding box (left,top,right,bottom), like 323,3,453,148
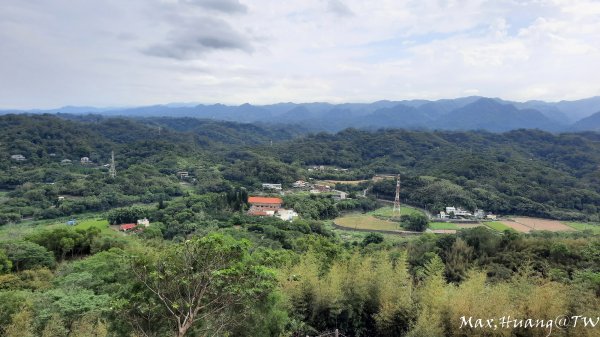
369,205,424,218
428,222,460,230
486,221,515,232
335,214,402,231
76,218,111,232
566,222,600,234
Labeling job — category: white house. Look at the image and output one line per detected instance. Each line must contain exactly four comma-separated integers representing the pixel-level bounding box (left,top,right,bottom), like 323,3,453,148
277,209,299,221
80,157,91,164
293,180,308,188
445,206,472,217
332,190,347,201
262,183,282,191
137,218,150,227
10,154,26,161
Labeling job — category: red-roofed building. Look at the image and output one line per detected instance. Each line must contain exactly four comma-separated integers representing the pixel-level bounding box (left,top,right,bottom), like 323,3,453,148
119,223,137,231
248,196,283,215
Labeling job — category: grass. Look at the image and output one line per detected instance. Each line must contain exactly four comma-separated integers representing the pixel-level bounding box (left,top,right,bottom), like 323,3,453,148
486,221,515,232
428,222,459,230
76,218,111,233
566,222,600,234
335,214,402,231
369,206,424,218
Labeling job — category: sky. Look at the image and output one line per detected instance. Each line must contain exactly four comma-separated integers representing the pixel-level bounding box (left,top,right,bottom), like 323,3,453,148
1,0,600,109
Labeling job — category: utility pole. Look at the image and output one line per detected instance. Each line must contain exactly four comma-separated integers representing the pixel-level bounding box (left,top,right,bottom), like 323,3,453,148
109,151,116,178
392,174,401,217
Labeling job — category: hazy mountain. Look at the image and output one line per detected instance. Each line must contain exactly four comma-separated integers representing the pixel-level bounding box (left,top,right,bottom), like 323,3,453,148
571,110,600,131
433,98,561,132
6,96,600,133
415,96,483,119
361,104,431,128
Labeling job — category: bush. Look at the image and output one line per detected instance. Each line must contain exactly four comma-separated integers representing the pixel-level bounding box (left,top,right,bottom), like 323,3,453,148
402,213,429,232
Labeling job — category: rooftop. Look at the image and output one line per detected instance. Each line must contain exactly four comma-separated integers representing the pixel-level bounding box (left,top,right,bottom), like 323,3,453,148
248,196,283,204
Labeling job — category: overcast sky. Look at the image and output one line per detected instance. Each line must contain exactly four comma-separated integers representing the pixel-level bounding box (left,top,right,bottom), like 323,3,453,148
1,0,600,109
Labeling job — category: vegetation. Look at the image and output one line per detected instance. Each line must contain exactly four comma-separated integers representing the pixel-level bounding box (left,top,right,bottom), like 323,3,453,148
1,114,600,336
486,221,515,232
335,214,401,231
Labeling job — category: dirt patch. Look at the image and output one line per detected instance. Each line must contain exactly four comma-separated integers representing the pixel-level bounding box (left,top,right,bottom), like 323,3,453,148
456,224,482,229
498,220,532,233
512,217,574,232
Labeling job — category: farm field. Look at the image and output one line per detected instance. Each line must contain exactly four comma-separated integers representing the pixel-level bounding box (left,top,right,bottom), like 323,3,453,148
566,222,600,234
497,220,533,233
369,205,424,218
486,221,515,232
428,222,459,230
335,214,401,231
512,217,575,232
429,222,482,231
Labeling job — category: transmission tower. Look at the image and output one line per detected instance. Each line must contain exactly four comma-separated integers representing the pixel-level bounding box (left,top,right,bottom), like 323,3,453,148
109,151,116,178
392,174,401,217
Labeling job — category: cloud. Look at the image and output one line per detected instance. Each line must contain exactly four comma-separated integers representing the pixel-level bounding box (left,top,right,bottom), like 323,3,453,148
144,17,252,60
326,0,354,17
180,0,247,14
2,0,600,108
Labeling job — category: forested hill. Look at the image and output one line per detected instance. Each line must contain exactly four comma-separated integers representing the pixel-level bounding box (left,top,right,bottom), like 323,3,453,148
1,114,600,222
270,128,600,219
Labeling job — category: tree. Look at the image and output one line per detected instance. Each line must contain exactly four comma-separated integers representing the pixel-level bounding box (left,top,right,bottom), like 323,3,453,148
68,314,108,337
131,234,277,337
41,313,68,337
402,213,429,232
445,238,473,283
0,249,12,274
362,233,384,246
0,241,55,271
4,307,35,337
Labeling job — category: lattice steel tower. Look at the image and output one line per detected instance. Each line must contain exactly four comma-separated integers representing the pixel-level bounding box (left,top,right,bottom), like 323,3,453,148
392,174,401,216
109,151,116,178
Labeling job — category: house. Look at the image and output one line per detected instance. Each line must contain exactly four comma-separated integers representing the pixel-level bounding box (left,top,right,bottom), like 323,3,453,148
314,184,331,192
262,183,282,191
10,154,26,161
332,190,347,201
177,171,189,178
58,196,65,201
486,214,497,220
248,196,283,211
120,223,137,231
293,180,308,188
137,218,150,227
61,159,72,164
80,157,91,164
474,209,485,218
445,206,472,217
247,196,299,221
277,209,299,221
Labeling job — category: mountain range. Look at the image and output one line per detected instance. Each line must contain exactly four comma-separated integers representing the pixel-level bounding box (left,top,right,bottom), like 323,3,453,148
3,96,600,133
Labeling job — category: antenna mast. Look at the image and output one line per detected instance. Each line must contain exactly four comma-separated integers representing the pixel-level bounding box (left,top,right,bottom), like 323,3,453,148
392,174,401,217
109,151,116,178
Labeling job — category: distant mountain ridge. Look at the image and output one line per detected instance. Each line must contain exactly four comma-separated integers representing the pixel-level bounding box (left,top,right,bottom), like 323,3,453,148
2,96,600,133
